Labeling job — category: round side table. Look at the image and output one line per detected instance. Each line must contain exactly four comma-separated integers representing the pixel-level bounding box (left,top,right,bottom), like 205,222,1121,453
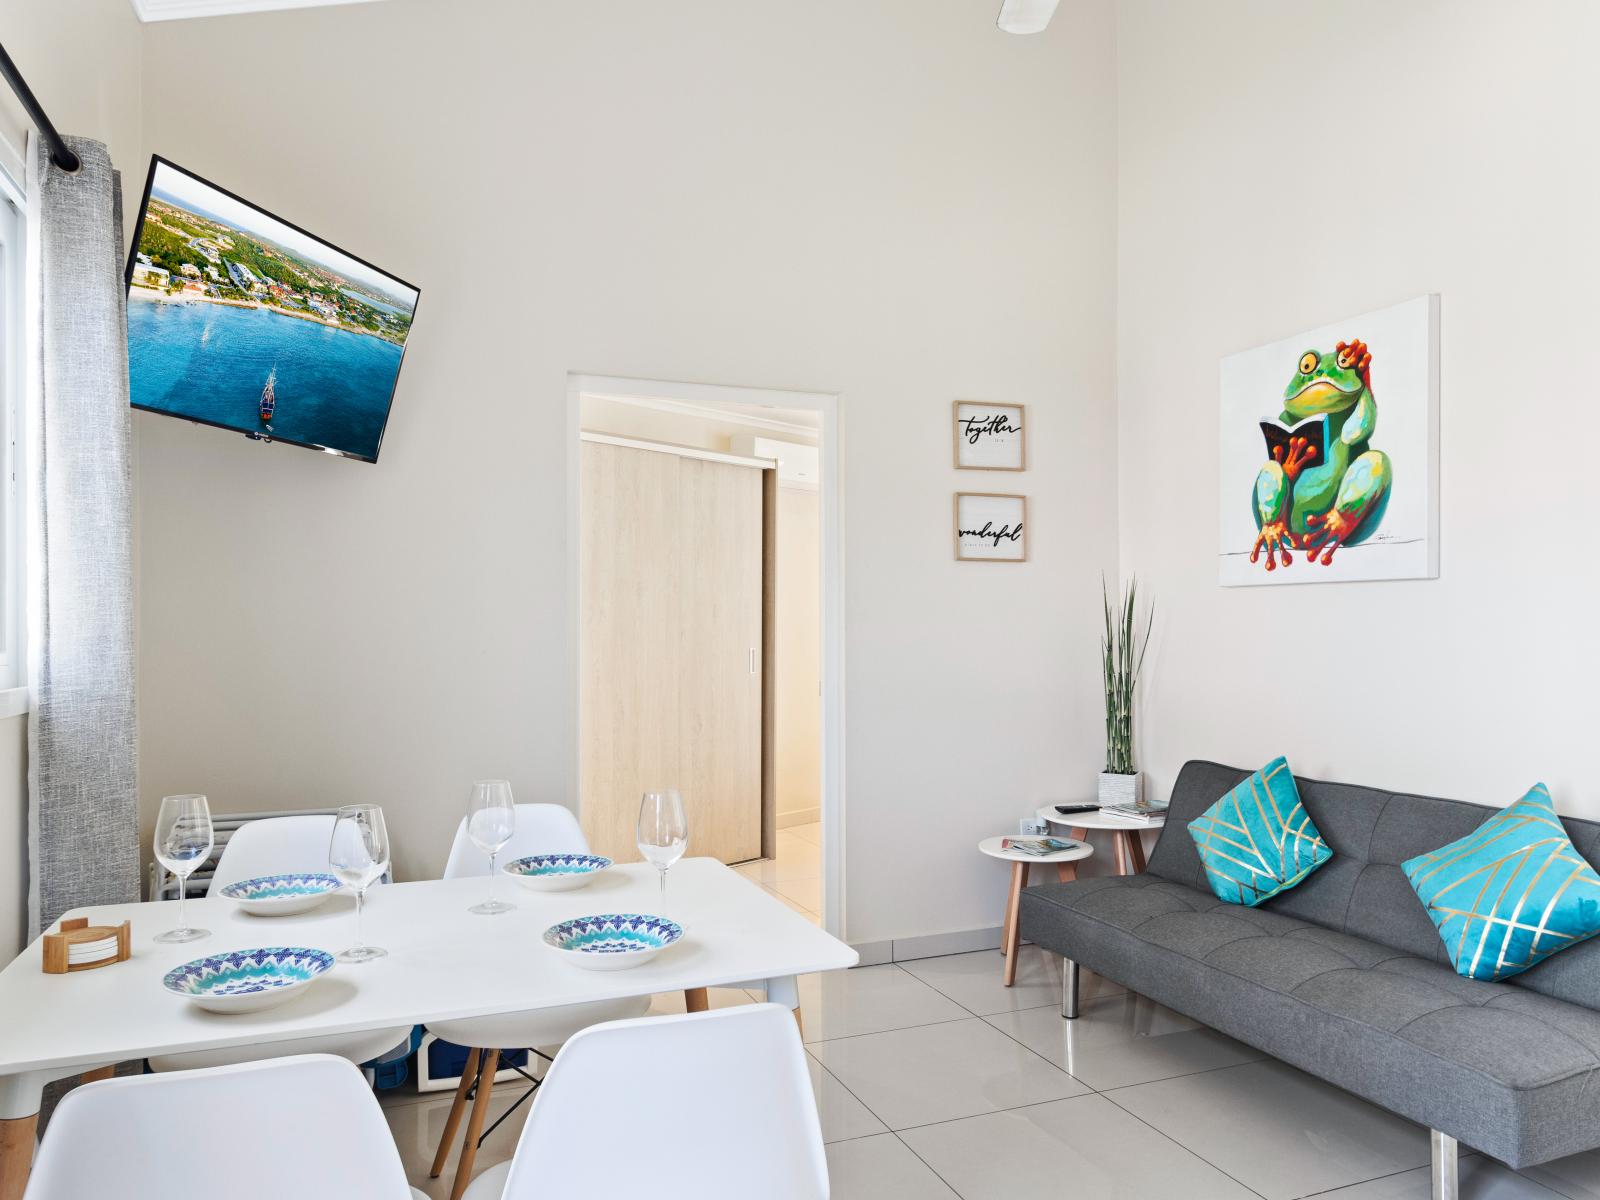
1036,805,1165,875
979,836,1093,987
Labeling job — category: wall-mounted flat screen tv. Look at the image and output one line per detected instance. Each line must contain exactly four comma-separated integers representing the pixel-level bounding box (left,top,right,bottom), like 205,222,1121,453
125,156,420,464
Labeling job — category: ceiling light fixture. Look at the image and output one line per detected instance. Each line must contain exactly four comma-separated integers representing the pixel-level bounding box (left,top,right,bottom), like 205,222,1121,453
996,0,1060,35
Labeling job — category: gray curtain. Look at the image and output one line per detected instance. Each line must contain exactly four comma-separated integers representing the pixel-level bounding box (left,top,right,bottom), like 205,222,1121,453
25,134,139,936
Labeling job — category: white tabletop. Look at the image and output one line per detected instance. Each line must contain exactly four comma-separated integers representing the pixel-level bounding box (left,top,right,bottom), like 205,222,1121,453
0,859,856,1084
1037,804,1166,831
978,836,1093,864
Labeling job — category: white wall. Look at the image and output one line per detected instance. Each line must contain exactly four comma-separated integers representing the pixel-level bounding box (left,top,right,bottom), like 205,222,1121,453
137,0,1120,942
0,0,144,961
1117,0,1600,814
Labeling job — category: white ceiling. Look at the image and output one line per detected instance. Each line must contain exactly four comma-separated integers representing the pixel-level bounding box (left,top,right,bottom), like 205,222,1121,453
129,0,385,22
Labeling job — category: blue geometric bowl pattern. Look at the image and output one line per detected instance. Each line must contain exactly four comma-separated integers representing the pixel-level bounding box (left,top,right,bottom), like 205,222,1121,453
542,913,683,955
505,854,612,879
162,947,335,998
219,873,343,902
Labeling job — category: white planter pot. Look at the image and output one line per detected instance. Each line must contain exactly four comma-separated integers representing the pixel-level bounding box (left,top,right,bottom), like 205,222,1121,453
1098,771,1143,807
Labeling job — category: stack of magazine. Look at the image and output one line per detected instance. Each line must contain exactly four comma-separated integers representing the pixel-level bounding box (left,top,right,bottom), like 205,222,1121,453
1000,837,1080,856
1099,798,1169,824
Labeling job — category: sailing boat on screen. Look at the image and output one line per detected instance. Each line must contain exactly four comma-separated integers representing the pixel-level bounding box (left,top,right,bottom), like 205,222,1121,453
259,367,276,426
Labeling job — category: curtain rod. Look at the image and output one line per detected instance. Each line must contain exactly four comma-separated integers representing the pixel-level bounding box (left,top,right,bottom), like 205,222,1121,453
0,41,81,174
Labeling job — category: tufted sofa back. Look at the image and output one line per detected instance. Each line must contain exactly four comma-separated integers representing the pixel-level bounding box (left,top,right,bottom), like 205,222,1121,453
1145,760,1600,1008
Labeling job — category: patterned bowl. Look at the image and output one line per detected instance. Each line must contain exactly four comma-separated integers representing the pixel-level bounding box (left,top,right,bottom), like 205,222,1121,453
163,947,335,1013
542,913,683,972
219,873,344,916
503,853,612,893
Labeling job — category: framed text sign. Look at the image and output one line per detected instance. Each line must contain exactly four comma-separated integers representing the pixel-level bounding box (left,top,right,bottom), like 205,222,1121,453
954,492,1027,562
952,401,1025,471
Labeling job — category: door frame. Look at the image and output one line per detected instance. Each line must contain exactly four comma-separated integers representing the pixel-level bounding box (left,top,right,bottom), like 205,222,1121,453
566,374,846,939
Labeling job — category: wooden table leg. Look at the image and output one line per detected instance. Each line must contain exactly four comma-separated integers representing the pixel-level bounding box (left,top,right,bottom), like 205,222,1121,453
0,1114,36,1200
1113,831,1132,875
684,987,710,1013
1003,861,1029,987
1128,831,1148,873
450,1049,498,1200
430,1046,481,1178
1055,861,1078,883
792,1007,804,1038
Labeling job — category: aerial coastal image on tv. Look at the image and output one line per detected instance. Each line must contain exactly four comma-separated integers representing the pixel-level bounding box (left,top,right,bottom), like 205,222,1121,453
126,158,419,462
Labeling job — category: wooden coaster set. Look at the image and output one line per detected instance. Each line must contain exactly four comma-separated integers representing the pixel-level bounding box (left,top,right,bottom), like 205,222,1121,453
41,918,131,974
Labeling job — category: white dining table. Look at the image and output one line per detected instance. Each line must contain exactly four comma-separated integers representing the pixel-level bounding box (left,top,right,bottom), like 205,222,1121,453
0,858,857,1199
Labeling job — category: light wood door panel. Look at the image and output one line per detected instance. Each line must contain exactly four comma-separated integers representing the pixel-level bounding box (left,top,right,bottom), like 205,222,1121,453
677,457,764,864
579,441,682,863
580,444,764,865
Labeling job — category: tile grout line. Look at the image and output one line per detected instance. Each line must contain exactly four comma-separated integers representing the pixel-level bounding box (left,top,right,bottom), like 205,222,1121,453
1096,1083,1273,1200
890,1130,967,1198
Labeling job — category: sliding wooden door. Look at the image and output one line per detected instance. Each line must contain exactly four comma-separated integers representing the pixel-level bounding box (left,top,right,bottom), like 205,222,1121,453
580,441,764,864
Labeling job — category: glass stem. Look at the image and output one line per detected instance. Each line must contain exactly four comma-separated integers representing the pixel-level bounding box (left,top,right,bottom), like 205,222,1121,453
488,852,497,906
659,867,667,902
177,872,188,931
355,888,365,950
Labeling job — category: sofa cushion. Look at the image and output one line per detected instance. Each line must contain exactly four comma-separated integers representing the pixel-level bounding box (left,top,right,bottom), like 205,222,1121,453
1403,783,1600,981
1188,757,1331,906
1142,761,1600,1011
1020,872,1600,1167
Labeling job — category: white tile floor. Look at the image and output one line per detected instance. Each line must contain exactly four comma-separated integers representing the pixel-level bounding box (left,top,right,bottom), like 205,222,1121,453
380,942,1600,1198
734,821,823,924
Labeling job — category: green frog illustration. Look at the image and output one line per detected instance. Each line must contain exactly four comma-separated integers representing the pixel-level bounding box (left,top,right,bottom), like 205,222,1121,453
1251,337,1392,571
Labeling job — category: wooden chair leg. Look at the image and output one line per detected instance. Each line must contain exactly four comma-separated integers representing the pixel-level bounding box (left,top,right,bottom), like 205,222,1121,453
429,1046,481,1178
77,1066,115,1086
0,1114,37,1200
684,987,710,1012
449,1048,499,1200
792,1007,805,1038
1003,861,1028,987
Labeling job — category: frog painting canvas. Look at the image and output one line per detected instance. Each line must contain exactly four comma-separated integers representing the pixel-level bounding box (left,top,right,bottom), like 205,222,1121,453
1218,295,1439,586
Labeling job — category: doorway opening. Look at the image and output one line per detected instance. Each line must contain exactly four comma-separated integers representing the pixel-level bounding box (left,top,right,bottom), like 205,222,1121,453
567,375,843,937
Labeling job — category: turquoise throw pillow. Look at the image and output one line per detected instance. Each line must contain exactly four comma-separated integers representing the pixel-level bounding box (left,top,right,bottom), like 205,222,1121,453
1188,757,1331,906
1403,784,1600,982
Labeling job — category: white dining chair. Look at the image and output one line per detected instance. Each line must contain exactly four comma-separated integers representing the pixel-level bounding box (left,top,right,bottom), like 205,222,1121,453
427,803,650,1200
462,1004,828,1200
23,1054,428,1200
209,813,344,890
148,814,412,1073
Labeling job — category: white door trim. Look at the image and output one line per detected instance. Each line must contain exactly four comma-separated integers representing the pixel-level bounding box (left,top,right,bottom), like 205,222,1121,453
567,374,846,940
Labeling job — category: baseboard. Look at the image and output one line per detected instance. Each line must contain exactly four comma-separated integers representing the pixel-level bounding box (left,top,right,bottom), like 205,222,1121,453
850,925,1006,966
777,808,820,829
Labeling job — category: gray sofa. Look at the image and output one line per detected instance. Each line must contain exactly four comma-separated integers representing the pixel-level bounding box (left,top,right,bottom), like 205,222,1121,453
1019,760,1600,1200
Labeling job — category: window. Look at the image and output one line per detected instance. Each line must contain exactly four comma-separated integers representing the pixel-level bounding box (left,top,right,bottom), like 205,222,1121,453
0,166,24,703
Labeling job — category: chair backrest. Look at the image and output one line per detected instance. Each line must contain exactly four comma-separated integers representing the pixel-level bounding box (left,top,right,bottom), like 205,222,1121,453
496,1004,827,1200
442,802,589,879
209,814,339,890
23,1055,412,1200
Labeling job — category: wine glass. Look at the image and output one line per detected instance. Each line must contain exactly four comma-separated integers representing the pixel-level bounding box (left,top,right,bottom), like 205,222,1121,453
466,780,516,915
328,804,390,963
636,789,688,905
154,794,214,943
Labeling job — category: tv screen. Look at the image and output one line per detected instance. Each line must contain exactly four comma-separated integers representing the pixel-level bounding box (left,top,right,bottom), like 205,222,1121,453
125,157,419,463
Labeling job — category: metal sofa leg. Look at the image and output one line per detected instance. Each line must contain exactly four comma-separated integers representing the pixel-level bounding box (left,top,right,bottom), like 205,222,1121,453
1430,1130,1458,1200
1061,958,1080,1020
